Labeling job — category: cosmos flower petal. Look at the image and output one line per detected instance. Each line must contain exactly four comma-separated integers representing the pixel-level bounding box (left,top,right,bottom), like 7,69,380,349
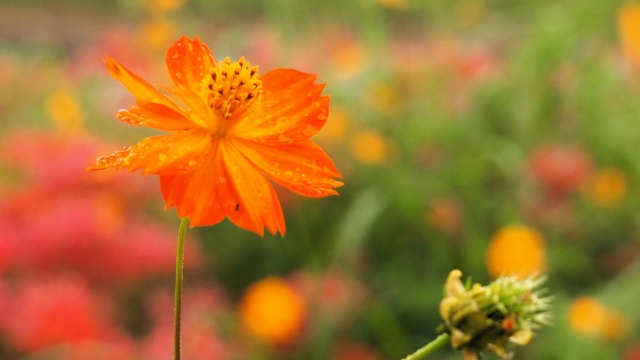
216,141,286,236
105,57,180,112
232,69,329,144
234,138,343,198
166,35,217,90
160,153,226,227
117,101,193,130
167,86,214,129
159,141,285,235
86,129,211,175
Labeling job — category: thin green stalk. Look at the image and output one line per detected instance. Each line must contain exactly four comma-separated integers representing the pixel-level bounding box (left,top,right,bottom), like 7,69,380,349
174,217,189,360
402,333,450,360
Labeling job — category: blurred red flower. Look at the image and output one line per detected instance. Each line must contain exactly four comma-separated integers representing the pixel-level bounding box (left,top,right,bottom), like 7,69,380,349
529,144,592,196
0,277,116,353
0,130,200,282
142,288,230,360
290,268,367,326
334,341,381,360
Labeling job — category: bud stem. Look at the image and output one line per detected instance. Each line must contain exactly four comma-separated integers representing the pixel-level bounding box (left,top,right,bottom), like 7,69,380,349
402,333,451,360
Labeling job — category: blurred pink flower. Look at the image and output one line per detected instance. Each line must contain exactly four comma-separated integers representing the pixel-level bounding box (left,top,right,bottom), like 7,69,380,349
242,24,281,70
334,341,381,360
67,27,154,82
141,289,230,360
529,143,592,197
290,268,367,326
55,338,138,360
0,130,200,281
0,130,154,197
0,277,117,353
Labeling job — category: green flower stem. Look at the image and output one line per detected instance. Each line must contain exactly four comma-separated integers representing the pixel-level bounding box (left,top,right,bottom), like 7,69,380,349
174,217,189,360
402,333,451,360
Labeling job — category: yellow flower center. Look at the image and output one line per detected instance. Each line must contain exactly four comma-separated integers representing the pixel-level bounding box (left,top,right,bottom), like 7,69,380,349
205,57,262,120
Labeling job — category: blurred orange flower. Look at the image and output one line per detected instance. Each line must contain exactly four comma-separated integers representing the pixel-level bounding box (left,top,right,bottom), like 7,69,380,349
88,36,342,236
618,2,640,67
146,0,187,15
376,0,407,9
45,88,85,132
351,130,389,165
238,277,307,346
568,296,607,336
486,224,546,279
139,18,177,51
568,296,626,340
589,167,627,207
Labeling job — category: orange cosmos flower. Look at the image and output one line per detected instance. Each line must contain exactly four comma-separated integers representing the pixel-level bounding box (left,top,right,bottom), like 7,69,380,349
238,277,307,346
88,36,342,236
486,224,546,279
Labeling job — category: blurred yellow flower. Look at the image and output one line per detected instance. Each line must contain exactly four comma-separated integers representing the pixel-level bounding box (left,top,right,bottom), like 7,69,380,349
376,0,407,9
351,130,389,165
45,88,84,132
454,0,487,28
146,0,186,15
589,167,627,207
602,309,626,341
316,106,350,145
368,82,402,115
568,296,607,336
139,18,177,51
618,2,640,67
330,41,366,79
239,277,307,346
486,225,546,279
568,296,626,340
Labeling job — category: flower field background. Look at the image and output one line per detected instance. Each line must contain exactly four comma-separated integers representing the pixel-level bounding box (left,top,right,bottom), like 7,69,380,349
1,0,640,359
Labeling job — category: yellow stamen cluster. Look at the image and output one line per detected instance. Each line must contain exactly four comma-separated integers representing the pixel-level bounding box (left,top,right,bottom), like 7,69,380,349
205,57,262,119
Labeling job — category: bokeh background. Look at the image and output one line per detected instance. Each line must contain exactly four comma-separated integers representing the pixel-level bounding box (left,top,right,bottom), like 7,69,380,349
1,0,640,359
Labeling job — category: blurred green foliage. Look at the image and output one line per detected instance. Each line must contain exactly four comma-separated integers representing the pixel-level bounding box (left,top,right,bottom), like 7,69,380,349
1,0,640,359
